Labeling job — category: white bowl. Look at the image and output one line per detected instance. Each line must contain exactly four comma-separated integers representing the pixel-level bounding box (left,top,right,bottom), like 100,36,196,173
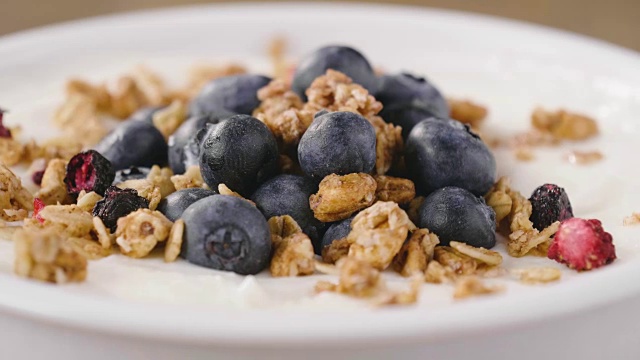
1,3,640,359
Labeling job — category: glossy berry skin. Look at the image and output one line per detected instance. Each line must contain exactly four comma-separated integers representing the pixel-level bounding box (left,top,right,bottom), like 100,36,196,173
321,214,355,249
548,218,615,271
291,46,377,100
529,184,574,230
94,120,168,171
405,118,496,196
181,195,271,275
64,150,115,197
157,188,217,222
418,186,496,248
251,174,325,252
93,186,150,232
113,166,150,185
199,115,278,197
190,74,271,116
298,111,376,180
168,111,235,174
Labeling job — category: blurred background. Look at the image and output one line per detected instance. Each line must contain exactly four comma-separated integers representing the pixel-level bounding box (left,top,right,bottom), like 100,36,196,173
1,0,638,52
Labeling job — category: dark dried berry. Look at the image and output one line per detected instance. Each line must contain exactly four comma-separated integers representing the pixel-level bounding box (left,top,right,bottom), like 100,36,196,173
0,109,11,138
529,184,574,230
113,166,150,184
92,186,149,232
31,170,45,186
64,150,115,197
33,198,45,224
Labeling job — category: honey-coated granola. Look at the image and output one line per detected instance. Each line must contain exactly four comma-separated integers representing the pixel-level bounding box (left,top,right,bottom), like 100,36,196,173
453,276,502,299
0,164,33,221
34,159,71,205
164,219,185,263
268,216,315,277
373,175,416,204
392,228,440,277
309,173,377,222
447,98,488,129
531,107,599,140
115,209,173,258
171,165,208,190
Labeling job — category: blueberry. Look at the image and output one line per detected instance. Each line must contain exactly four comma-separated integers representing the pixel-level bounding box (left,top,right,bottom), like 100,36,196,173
405,118,496,196
321,215,355,249
94,120,167,171
168,111,235,174
418,186,496,248
113,166,150,184
128,106,164,124
529,184,574,231
298,111,376,180
190,74,271,116
181,195,271,275
64,150,115,197
199,114,278,197
251,174,326,252
157,188,217,222
292,46,377,100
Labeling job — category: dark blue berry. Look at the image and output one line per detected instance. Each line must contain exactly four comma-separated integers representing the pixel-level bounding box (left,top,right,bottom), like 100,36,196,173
418,186,496,248
113,166,150,184
92,186,150,232
190,74,271,116
64,150,115,197
529,184,574,231
94,120,167,171
251,174,325,252
405,118,496,196
181,195,271,275
128,106,164,124
321,214,355,249
292,46,377,100
199,114,278,197
168,111,235,174
157,188,217,222
298,111,376,180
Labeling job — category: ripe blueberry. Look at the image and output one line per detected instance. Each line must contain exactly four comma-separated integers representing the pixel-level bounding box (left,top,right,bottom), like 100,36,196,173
321,214,355,249
157,188,217,222
190,74,271,116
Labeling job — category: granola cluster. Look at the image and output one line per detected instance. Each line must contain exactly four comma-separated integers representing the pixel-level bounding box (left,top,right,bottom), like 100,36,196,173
115,209,174,258
309,173,377,222
269,215,315,277
447,98,488,129
0,165,33,221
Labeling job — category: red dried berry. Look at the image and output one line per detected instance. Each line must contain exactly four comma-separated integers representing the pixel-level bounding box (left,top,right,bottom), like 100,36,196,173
92,186,150,232
548,218,616,271
0,109,12,138
64,150,115,197
529,184,573,230
33,198,45,224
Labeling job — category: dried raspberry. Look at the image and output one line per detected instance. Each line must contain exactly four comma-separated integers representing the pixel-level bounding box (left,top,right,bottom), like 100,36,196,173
64,150,115,198
529,184,573,230
92,186,150,232
0,109,11,138
33,198,45,224
548,218,616,271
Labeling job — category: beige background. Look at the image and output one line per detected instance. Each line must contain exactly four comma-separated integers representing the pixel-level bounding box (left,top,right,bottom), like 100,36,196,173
1,0,639,52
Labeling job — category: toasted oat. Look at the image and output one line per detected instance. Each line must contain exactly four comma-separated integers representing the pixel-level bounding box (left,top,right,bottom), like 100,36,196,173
623,212,640,226
271,232,315,277
268,215,302,239
171,165,208,190
425,261,454,284
369,115,404,175
450,241,503,266
448,98,488,128
347,201,414,270
38,204,94,238
0,223,18,240
310,173,377,222
514,267,562,284
514,146,535,161
484,187,512,223
218,184,256,206
66,236,111,260
14,227,87,283
564,150,603,165
531,107,599,140
93,216,113,250
433,246,477,275
76,191,103,213
268,36,288,79
108,76,148,119
508,129,560,149
66,79,111,111
0,137,25,166
406,196,425,225
116,179,162,211
115,209,173,258
453,276,502,299
24,137,84,163
392,229,440,277
152,100,188,140
53,94,107,146
373,175,415,204
130,66,170,108
35,159,71,205
146,165,176,198
0,164,33,221
321,237,351,264
164,219,184,263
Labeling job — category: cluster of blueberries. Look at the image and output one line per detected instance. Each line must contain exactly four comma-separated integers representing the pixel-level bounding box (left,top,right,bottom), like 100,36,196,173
86,45,509,275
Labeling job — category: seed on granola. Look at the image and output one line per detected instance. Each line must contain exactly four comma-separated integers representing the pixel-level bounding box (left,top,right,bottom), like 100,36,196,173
309,173,377,222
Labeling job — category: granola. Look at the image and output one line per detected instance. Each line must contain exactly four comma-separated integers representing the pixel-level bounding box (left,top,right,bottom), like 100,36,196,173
170,165,208,190
115,209,173,258
53,94,107,146
373,175,415,204
218,184,256,206
66,236,111,260
309,173,377,222
176,63,247,100
116,179,162,211
0,137,25,166
406,196,425,225
425,261,454,284
447,98,488,128
152,100,188,140
146,165,176,198
14,227,87,283
449,241,503,266
531,107,599,140
37,204,94,238
347,201,414,270
34,159,71,205
433,246,477,276
623,212,640,226
270,232,315,277
392,228,440,277
321,237,351,264
513,267,562,284
93,216,114,250
564,150,604,165
453,276,502,299
0,164,33,221
164,219,184,263
76,191,103,213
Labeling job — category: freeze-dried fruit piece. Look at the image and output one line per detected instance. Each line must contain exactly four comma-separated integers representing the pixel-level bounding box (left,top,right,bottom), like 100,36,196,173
64,150,115,197
531,107,599,140
548,218,616,271
14,227,87,283
514,267,562,284
347,201,414,270
0,109,11,138
35,159,72,206
115,209,173,258
447,98,488,128
373,175,415,204
32,198,45,224
392,229,440,277
529,184,574,231
164,219,184,262
453,276,502,299
0,164,34,221
449,241,503,266
309,173,377,222
93,186,150,232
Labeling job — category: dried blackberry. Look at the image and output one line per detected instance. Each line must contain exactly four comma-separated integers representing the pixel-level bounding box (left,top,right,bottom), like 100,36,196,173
0,109,11,138
64,150,115,197
92,186,150,232
529,184,574,230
